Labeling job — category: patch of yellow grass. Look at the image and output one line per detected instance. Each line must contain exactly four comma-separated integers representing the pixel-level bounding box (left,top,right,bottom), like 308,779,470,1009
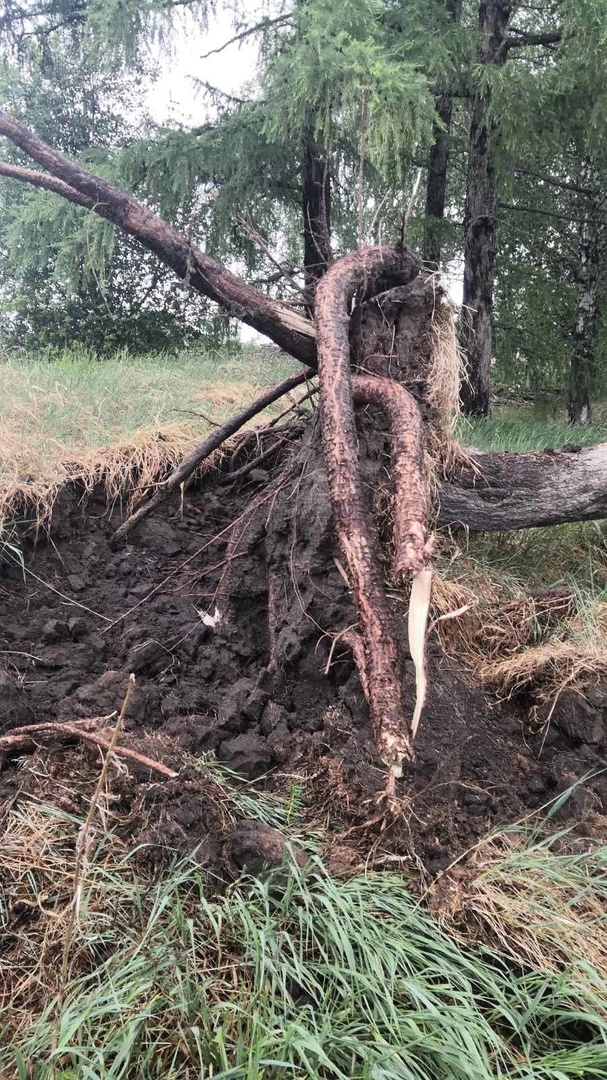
431,548,607,699
0,348,300,527
432,829,607,986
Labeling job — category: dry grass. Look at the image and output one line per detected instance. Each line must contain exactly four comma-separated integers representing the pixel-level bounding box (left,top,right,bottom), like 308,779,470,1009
433,827,607,987
430,531,607,702
0,345,300,527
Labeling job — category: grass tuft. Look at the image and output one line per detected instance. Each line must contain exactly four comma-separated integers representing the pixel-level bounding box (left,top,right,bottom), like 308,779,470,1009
2,795,607,1078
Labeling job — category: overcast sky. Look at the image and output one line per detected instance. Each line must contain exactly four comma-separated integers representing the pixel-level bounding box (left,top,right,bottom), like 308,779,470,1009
145,11,260,126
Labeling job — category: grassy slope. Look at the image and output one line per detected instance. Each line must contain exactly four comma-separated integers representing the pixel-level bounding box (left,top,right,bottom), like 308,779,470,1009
2,784,607,1080
0,345,301,523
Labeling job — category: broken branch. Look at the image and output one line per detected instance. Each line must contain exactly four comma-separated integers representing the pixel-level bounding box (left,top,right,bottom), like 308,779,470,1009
110,368,314,547
0,719,178,778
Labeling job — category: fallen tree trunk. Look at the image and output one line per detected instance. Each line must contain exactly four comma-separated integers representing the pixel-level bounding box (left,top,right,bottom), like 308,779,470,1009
439,442,607,531
0,115,316,365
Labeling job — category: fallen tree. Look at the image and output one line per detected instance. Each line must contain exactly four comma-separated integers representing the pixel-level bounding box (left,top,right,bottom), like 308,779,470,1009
2,109,607,785
438,442,607,531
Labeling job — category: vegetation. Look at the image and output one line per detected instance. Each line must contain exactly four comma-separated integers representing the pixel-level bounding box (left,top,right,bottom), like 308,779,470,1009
2,777,607,1080
2,5,607,1075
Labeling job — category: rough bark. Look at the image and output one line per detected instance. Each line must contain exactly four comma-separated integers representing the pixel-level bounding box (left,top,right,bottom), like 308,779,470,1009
302,140,332,308
423,93,454,271
460,0,511,417
0,112,317,366
567,163,603,425
438,441,607,531
422,0,462,270
315,247,429,769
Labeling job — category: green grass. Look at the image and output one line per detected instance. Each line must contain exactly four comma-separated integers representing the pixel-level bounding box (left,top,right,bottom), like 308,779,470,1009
0,343,299,490
458,405,607,454
2,803,607,1080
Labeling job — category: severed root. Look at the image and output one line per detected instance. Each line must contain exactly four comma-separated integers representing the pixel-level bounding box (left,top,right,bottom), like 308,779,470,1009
315,246,432,772
0,719,178,778
109,368,314,549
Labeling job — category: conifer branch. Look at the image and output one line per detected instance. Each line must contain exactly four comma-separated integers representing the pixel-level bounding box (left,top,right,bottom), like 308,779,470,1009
200,13,293,60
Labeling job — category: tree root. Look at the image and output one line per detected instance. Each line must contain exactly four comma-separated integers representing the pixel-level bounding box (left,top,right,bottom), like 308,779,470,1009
0,719,178,778
109,368,314,548
315,246,432,771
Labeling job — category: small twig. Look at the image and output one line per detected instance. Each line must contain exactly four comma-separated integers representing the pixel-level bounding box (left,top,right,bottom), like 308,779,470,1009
200,12,293,60
109,368,313,547
53,678,136,1053
236,217,308,299
399,168,423,248
222,435,291,484
265,384,319,428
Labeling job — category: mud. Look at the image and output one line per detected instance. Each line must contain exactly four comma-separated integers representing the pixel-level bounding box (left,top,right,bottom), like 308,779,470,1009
2,476,607,873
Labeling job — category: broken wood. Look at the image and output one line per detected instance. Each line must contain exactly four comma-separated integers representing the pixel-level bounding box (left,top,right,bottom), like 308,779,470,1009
438,441,607,531
0,111,317,365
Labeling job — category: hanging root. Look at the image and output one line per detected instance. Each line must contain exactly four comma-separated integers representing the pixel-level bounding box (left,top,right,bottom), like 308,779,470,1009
315,245,434,772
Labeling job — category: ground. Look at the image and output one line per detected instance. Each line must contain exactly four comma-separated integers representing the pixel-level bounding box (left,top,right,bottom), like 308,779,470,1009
3,347,607,1077
2,461,607,871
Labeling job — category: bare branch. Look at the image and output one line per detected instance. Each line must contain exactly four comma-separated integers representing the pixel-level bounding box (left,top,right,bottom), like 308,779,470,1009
505,30,562,49
200,12,293,60
110,367,314,546
512,164,596,198
0,718,178,778
0,159,95,208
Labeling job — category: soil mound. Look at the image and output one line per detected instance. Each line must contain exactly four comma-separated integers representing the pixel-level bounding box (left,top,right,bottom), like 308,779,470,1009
2,481,607,870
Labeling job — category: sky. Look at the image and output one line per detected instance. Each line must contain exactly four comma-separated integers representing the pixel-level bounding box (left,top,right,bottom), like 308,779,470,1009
144,11,260,126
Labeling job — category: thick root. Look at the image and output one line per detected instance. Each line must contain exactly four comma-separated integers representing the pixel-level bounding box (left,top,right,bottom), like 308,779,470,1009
315,246,433,770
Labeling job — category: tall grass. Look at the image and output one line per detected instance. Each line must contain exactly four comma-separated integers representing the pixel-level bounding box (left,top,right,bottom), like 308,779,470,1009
2,802,607,1079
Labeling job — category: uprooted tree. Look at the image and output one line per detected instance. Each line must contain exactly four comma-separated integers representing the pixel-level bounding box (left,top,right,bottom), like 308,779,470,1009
3,110,607,790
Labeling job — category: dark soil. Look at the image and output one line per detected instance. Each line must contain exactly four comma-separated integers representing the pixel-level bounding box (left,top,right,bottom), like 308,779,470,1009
2,475,607,877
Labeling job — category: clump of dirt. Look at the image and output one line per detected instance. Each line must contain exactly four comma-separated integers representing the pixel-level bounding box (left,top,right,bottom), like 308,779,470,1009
1,479,607,873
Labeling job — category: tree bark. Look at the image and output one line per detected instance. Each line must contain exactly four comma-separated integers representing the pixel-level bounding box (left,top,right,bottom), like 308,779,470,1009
439,441,607,531
567,163,603,425
460,0,511,417
422,0,462,270
0,112,317,366
302,140,332,309
315,246,429,770
423,93,454,271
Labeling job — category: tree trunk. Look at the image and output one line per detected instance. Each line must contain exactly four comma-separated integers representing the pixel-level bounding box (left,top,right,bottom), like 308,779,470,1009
0,116,317,367
439,441,607,530
460,0,511,417
423,93,454,271
302,140,332,309
422,0,462,270
567,164,603,425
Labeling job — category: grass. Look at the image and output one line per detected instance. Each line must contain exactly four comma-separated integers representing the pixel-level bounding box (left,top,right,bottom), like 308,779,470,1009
0,343,302,525
3,363,607,1075
432,404,607,695
2,792,607,1080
